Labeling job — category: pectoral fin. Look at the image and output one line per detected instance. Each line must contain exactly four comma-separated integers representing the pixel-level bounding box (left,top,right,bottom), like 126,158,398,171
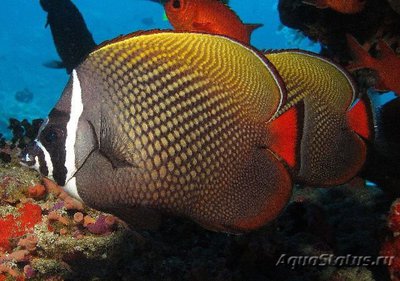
192,21,213,31
99,115,138,169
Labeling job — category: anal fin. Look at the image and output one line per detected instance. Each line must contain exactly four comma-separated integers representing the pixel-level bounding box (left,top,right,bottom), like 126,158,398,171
232,148,293,232
192,21,213,31
196,148,293,233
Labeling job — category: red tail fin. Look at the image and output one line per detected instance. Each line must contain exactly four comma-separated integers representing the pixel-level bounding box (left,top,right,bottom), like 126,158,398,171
347,97,374,141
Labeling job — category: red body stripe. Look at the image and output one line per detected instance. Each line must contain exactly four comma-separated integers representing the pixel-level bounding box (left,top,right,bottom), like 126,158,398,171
266,107,299,168
347,98,373,141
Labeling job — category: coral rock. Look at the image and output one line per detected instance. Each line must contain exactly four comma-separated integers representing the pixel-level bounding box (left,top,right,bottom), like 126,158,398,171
73,212,84,224
86,215,116,235
18,235,38,252
28,184,46,199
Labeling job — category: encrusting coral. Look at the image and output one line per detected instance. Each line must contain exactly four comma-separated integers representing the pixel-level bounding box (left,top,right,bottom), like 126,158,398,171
0,154,127,280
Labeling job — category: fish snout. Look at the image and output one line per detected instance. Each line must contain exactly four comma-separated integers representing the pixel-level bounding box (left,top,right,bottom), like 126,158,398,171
20,142,38,166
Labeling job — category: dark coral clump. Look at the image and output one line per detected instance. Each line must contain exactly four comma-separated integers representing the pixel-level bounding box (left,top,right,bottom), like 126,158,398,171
0,134,10,164
8,118,43,149
278,0,400,195
278,0,400,63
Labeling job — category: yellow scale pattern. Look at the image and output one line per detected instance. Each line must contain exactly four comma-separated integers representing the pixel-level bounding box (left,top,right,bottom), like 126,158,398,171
81,32,287,231
265,51,366,185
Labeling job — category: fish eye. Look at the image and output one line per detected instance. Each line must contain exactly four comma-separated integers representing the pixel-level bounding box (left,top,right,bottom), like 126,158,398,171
172,0,181,9
43,128,62,144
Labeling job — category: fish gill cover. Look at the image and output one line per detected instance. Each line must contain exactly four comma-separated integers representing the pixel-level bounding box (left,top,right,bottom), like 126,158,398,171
0,0,399,280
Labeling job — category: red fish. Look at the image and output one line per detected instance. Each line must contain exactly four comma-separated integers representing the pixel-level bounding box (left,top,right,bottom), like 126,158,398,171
346,34,400,95
163,0,262,44
303,0,366,14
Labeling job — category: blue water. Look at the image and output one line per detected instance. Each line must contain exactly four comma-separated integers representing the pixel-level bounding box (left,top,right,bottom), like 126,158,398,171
0,0,318,138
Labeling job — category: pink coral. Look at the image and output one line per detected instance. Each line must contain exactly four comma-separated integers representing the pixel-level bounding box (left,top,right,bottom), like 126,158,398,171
86,215,116,235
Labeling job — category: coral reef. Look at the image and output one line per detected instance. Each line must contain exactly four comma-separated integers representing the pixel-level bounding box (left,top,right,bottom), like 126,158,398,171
278,0,400,63
0,156,129,280
381,199,400,281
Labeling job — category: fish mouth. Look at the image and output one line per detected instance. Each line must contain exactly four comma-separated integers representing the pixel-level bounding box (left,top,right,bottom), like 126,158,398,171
19,143,41,169
19,141,50,177
19,152,36,167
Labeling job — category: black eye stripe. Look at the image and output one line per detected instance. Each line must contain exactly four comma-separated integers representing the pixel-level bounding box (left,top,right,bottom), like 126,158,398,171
37,149,49,177
45,130,58,143
40,126,64,145
38,119,68,186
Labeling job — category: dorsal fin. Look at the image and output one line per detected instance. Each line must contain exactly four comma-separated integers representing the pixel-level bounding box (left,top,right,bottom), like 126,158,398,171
92,29,167,54
245,23,263,35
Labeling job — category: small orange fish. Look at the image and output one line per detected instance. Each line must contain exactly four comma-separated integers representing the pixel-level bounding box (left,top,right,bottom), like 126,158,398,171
346,34,400,95
303,0,365,14
163,0,262,44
